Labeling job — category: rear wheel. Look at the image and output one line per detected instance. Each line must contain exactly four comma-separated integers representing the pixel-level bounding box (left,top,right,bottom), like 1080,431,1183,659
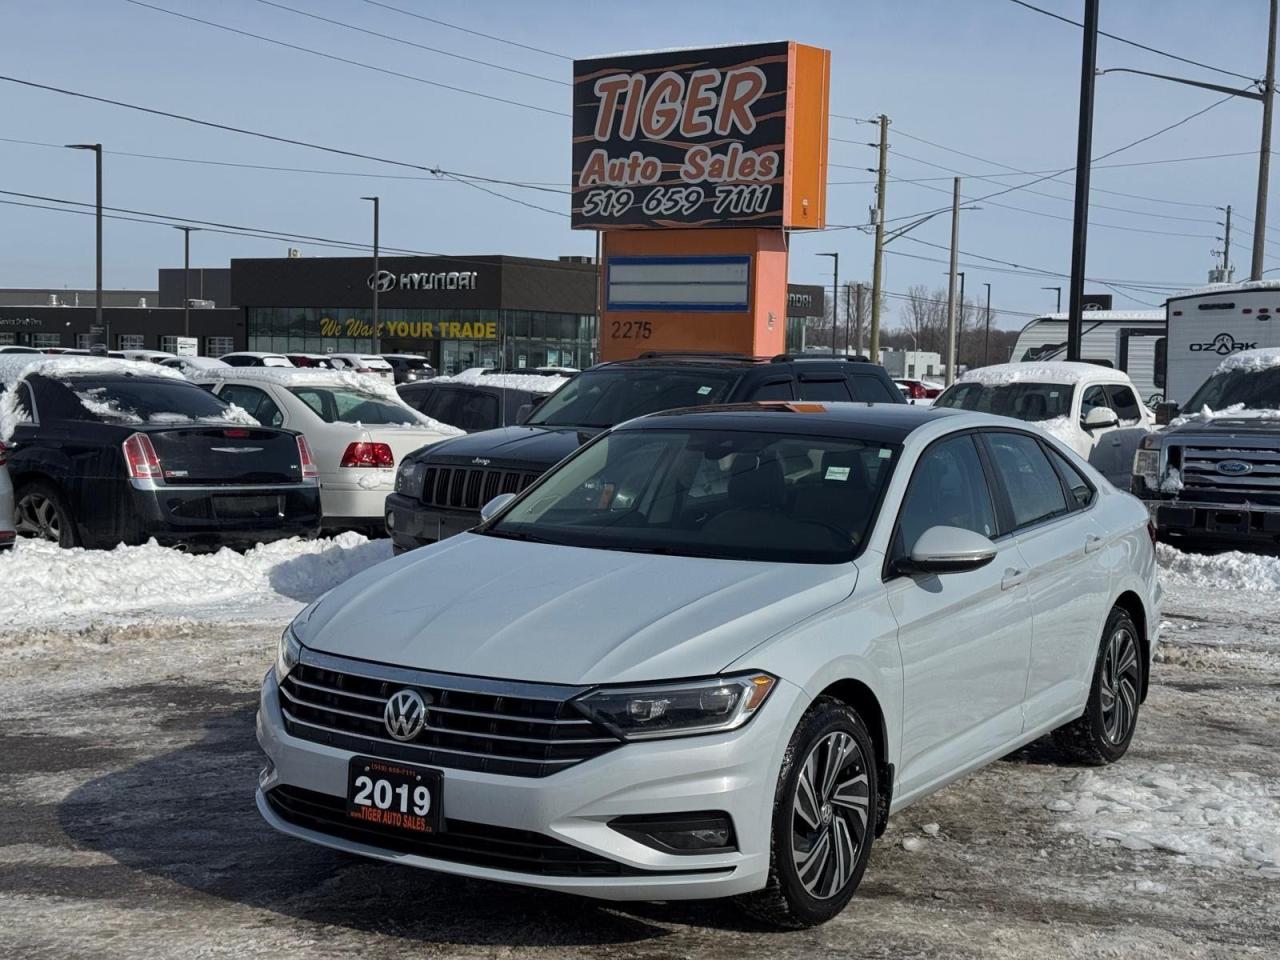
1052,607,1143,765
735,698,877,928
14,481,79,548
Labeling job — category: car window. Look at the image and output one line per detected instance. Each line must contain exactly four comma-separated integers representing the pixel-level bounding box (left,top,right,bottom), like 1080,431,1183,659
897,434,997,555
934,381,1071,421
222,355,248,367
455,391,499,432
64,377,243,424
748,379,795,401
983,432,1070,529
1044,445,1095,510
1080,384,1110,421
288,387,418,425
797,378,853,402
1,382,35,425
1104,384,1142,424
526,369,741,428
217,384,282,427
852,375,900,403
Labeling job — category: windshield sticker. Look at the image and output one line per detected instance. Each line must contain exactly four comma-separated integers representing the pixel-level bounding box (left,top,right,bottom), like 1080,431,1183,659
825,466,851,481
697,385,713,395
878,448,892,459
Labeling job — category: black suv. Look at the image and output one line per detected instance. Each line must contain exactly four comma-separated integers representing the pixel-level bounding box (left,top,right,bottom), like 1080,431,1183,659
398,370,569,434
385,353,903,553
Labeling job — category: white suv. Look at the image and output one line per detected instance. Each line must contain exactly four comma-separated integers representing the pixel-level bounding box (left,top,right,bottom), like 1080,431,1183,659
256,402,1160,927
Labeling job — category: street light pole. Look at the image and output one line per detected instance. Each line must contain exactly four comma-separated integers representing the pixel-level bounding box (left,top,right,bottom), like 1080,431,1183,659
1067,0,1100,362
67,143,103,348
945,176,961,385
983,282,992,367
1042,286,1062,313
361,195,381,353
818,252,839,356
174,226,199,340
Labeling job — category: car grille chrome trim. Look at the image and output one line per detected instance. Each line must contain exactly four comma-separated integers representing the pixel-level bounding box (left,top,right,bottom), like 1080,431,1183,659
418,464,539,510
1179,444,1280,494
278,649,620,778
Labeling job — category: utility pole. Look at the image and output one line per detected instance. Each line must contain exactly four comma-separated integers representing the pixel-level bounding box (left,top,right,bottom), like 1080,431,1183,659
945,176,960,386
983,282,992,367
174,226,198,339
854,282,864,355
844,283,852,353
361,195,381,353
1222,203,1233,275
1067,0,1100,361
870,114,889,362
1255,0,1279,279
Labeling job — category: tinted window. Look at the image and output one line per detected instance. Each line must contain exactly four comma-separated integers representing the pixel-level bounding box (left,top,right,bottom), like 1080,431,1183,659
222,355,250,367
984,432,1069,529
797,378,853,402
1104,384,1141,424
852,375,900,403
898,434,997,554
453,391,500,432
934,381,1071,421
748,379,795,401
1080,385,1110,420
68,377,241,424
486,428,898,563
217,384,282,426
1185,366,1280,411
526,369,740,428
288,387,417,425
1046,446,1094,510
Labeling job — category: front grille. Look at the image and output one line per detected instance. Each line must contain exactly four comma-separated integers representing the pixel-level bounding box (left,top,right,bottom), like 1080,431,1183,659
267,784,648,876
419,464,539,510
1177,445,1280,502
279,660,620,778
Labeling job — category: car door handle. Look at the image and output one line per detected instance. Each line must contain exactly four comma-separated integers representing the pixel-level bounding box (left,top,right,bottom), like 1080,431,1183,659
1001,568,1026,590
1084,534,1104,554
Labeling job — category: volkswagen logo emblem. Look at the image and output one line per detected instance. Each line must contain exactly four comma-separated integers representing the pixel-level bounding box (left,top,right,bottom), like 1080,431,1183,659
1217,459,1253,476
367,269,397,293
383,688,428,741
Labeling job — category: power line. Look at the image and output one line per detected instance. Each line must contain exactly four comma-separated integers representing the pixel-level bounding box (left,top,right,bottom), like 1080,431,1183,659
121,0,568,118
1003,0,1257,84
0,75,568,217
248,0,567,86
828,151,1257,185
358,0,573,61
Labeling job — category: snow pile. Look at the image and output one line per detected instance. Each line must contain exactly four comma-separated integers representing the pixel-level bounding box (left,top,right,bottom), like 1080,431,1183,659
1031,415,1078,447
433,368,570,394
1159,467,1183,494
1047,764,1280,876
0,355,185,385
958,361,1111,386
0,533,393,632
1157,543,1280,592
1216,347,1280,374
191,365,400,399
0,385,29,441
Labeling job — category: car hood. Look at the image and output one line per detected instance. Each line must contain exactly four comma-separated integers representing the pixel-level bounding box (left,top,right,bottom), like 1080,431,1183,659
407,425,597,469
1164,409,1280,443
301,533,858,685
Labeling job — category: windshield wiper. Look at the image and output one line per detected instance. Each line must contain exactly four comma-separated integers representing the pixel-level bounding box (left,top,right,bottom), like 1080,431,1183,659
480,528,554,544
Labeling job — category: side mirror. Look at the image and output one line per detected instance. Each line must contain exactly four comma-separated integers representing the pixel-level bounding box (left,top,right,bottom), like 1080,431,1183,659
1082,406,1120,429
1154,401,1179,426
479,492,517,522
899,525,997,575
515,403,534,425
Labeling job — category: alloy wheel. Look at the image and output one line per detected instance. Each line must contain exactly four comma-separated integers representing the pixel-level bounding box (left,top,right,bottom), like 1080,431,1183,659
791,730,871,899
1100,625,1140,745
15,492,61,542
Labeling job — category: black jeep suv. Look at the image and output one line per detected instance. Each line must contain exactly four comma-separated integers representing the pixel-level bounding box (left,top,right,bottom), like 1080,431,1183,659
384,353,904,553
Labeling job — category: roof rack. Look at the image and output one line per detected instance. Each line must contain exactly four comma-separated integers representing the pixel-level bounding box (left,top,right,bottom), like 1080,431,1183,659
635,351,761,361
769,353,872,363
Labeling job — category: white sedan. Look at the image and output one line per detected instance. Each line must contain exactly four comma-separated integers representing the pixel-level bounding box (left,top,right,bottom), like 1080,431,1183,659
934,362,1154,487
198,369,460,529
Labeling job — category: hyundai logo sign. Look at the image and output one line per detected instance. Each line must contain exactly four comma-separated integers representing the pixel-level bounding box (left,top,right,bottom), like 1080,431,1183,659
1216,460,1253,476
368,270,398,293
366,269,478,292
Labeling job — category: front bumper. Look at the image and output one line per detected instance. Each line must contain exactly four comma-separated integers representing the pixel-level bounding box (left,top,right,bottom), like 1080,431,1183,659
1144,498,1280,545
126,479,321,547
384,492,478,553
255,669,806,900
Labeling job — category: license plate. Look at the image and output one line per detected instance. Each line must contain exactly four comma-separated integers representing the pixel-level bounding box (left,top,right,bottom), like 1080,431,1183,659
346,756,443,835
213,495,281,519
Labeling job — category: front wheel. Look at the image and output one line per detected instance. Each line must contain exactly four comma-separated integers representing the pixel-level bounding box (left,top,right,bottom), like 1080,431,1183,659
1052,606,1143,765
736,697,877,928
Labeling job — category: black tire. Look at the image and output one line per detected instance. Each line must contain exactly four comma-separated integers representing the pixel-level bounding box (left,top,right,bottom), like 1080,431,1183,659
13,480,79,548
735,697,877,929
1052,606,1143,765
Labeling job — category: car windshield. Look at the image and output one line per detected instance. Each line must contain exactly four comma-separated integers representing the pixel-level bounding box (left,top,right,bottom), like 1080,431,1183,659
1184,367,1280,412
484,427,898,563
64,377,237,422
525,368,741,428
288,386,419,424
934,380,1072,421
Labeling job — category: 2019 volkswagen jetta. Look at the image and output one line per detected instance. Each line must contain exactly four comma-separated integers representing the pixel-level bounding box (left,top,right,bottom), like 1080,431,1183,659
256,402,1160,927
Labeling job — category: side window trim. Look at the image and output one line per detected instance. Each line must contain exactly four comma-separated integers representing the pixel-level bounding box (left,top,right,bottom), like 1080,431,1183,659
1039,437,1097,513
977,428,1079,536
15,381,39,426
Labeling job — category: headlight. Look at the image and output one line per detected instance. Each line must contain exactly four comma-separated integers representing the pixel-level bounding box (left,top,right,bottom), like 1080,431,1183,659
573,672,776,741
276,625,302,681
1133,448,1161,488
395,460,426,498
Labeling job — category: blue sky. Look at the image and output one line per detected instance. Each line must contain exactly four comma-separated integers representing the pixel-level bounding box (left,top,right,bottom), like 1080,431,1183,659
0,0,1275,329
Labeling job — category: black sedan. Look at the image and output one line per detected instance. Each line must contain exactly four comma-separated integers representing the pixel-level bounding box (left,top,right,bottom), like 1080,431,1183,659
3,365,321,549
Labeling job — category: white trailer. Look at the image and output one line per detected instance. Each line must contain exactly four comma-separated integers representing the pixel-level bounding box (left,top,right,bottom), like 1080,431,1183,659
1163,280,1280,408
1010,310,1166,405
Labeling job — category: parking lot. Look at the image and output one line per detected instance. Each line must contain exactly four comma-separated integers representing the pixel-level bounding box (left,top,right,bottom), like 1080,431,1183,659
0,537,1276,960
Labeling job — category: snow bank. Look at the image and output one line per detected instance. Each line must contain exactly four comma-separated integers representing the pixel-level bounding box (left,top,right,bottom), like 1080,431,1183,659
1047,764,1280,877
0,533,393,633
0,355,184,385
1216,347,1280,374
958,361,1110,386
1157,543,1280,592
191,365,400,398
433,369,569,394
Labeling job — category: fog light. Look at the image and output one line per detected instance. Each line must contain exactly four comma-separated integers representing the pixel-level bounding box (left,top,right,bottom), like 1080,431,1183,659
386,510,396,530
609,812,736,854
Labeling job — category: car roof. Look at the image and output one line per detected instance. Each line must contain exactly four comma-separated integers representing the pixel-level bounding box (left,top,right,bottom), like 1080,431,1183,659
222,351,288,358
618,401,977,443
589,354,882,374
956,361,1134,387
